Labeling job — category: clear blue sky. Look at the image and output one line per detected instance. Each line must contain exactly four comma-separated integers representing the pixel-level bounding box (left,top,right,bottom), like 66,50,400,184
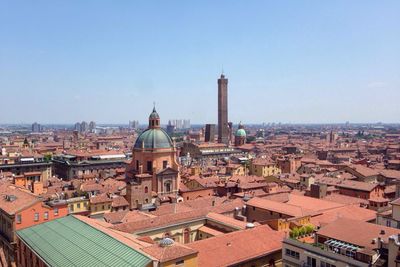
1,1,399,124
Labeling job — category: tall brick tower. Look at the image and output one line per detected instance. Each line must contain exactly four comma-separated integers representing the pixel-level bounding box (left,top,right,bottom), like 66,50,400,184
218,74,229,144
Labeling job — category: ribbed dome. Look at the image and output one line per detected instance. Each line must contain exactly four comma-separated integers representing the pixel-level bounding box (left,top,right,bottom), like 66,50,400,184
235,128,246,137
134,128,173,149
149,107,160,119
159,238,174,247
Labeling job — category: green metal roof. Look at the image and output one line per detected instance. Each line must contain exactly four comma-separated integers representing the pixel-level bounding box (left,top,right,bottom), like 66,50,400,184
149,107,160,119
134,128,173,149
235,128,247,137
17,216,152,267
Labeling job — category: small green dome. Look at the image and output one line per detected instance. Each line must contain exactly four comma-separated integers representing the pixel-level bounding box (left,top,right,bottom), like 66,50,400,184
134,128,173,149
235,128,247,137
149,107,160,119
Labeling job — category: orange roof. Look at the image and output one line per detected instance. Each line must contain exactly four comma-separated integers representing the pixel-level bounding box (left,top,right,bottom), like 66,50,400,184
0,182,39,215
89,194,112,204
141,242,197,263
206,212,248,230
310,205,376,226
284,194,345,213
246,197,314,217
198,225,224,237
187,225,283,267
113,199,244,234
317,218,400,249
111,196,129,208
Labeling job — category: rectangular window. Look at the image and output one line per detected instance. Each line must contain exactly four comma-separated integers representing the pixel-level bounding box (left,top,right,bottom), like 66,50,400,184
44,212,49,220
147,161,153,172
16,214,22,224
77,203,81,209
54,208,59,216
34,213,39,222
285,249,299,259
307,257,316,267
163,160,168,169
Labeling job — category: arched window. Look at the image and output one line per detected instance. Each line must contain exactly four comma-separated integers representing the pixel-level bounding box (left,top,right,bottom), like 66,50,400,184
144,186,148,193
183,228,190,244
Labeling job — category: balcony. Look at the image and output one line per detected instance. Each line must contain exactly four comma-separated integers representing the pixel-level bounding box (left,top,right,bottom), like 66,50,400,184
283,238,371,267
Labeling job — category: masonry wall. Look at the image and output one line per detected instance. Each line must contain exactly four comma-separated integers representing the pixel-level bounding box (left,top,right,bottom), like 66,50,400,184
15,202,68,231
246,206,291,223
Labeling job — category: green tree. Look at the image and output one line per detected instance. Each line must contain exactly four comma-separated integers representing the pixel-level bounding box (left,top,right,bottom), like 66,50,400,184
44,154,52,162
290,227,300,239
305,224,314,234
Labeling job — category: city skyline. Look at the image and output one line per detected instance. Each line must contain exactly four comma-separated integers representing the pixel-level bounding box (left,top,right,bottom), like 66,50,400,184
1,1,399,124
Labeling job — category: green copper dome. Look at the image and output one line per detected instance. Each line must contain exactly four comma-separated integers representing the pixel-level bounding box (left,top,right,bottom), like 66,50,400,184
235,128,247,137
149,107,160,119
134,128,173,149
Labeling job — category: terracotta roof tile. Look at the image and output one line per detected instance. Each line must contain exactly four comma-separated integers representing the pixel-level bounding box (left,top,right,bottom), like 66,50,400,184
317,218,400,250
187,225,283,267
0,182,39,215
141,242,197,263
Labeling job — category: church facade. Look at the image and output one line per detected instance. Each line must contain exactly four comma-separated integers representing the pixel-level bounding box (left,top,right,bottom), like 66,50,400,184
125,107,180,210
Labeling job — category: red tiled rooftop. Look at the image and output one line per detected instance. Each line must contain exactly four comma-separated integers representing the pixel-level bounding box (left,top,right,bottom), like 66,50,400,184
187,225,284,267
141,242,197,263
0,182,39,215
246,197,314,217
317,218,400,250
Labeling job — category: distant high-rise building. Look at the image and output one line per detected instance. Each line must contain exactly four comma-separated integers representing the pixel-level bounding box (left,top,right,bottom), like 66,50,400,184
31,122,41,133
183,119,191,129
218,74,229,145
74,122,81,132
166,123,176,135
89,121,96,132
205,124,216,142
168,119,190,130
129,120,139,129
80,121,88,133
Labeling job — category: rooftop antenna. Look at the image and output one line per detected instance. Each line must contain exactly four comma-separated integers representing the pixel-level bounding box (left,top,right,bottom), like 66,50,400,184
221,65,224,75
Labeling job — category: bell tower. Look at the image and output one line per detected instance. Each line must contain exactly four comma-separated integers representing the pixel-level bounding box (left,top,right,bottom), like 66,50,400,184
149,105,161,129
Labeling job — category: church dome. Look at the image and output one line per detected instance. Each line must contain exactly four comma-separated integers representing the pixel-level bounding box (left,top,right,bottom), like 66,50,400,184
235,128,246,137
134,106,173,149
159,238,174,247
134,128,173,149
149,107,160,119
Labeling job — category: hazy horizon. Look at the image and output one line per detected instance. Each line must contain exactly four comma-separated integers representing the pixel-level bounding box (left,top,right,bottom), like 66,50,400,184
1,1,399,124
